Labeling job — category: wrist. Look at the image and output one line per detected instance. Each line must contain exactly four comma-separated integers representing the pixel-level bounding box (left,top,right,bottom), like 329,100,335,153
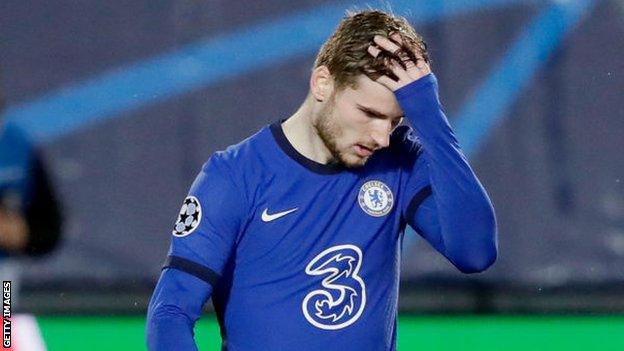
393,73,437,101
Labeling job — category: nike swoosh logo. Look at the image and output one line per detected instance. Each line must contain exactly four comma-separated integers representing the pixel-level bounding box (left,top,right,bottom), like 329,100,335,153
261,207,298,222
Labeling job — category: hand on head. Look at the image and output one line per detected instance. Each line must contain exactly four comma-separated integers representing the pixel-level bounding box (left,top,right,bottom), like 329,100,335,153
367,33,431,91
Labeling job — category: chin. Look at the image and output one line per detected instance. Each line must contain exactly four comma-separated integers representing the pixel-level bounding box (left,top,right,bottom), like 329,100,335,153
340,153,369,168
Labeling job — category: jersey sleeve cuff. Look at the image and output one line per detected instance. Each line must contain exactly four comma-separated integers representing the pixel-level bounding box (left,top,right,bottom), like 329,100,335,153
393,73,437,101
163,255,221,286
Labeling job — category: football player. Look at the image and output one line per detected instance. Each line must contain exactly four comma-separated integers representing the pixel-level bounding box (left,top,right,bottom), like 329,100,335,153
147,9,497,351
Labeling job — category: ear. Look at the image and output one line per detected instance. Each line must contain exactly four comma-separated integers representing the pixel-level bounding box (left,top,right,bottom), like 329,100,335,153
310,66,334,102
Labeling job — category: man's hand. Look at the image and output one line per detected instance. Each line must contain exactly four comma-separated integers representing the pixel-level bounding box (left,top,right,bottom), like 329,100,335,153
367,33,432,91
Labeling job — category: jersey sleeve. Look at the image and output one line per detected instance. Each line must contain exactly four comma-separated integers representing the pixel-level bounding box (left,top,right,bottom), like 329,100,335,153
392,125,431,223
167,152,247,282
395,74,498,273
146,152,247,350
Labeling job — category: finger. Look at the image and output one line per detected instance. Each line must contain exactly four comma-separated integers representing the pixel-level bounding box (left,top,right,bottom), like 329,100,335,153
389,59,410,82
396,50,414,66
389,32,403,45
390,50,418,76
404,50,429,74
403,59,417,70
380,34,421,69
367,44,381,58
413,51,425,63
373,35,402,56
413,50,430,66
375,75,400,91
416,58,431,74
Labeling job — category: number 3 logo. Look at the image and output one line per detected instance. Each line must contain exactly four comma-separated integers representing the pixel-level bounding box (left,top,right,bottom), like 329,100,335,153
301,244,366,330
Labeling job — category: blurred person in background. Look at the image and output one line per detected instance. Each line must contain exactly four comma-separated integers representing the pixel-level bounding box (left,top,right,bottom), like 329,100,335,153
147,9,497,351
0,85,63,304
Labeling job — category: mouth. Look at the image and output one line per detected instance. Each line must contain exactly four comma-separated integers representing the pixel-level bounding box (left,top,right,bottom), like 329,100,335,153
354,144,374,157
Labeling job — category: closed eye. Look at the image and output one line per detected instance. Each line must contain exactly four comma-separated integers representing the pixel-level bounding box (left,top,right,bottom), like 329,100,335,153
360,108,384,119
357,105,402,130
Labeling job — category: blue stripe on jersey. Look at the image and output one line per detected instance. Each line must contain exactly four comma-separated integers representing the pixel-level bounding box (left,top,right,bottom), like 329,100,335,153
163,255,221,286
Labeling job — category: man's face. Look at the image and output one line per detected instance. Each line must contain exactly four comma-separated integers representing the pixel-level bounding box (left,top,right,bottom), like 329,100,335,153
314,74,404,168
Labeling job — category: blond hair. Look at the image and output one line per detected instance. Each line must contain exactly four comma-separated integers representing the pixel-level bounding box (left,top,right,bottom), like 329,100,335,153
314,9,429,90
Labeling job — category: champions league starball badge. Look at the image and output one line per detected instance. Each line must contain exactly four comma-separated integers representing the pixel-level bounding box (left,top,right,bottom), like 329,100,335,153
172,196,202,237
358,180,394,217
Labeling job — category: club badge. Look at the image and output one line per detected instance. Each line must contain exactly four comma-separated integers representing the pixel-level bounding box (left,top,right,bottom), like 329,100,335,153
358,180,394,217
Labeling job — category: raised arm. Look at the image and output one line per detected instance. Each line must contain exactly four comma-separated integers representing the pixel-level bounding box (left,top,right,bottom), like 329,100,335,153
369,34,498,273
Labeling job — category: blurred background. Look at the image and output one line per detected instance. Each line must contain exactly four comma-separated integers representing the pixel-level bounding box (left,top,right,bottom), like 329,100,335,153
1,0,623,350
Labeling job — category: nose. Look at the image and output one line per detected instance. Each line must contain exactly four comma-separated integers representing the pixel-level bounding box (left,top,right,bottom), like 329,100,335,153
369,120,392,149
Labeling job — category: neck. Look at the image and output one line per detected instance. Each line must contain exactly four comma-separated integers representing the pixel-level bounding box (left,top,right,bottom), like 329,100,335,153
281,96,334,165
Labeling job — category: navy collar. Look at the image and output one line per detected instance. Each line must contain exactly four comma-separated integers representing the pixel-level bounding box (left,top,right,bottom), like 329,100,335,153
270,120,345,175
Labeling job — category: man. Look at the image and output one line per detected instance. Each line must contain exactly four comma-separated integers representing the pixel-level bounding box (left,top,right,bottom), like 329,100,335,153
0,79,62,258
0,119,63,307
1,122,63,254
147,10,497,351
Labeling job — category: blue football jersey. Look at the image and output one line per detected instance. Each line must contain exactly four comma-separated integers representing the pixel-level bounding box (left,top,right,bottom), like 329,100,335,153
147,74,497,351
0,122,33,211
0,122,34,259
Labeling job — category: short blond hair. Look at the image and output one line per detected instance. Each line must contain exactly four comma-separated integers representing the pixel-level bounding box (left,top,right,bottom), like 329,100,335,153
314,9,429,90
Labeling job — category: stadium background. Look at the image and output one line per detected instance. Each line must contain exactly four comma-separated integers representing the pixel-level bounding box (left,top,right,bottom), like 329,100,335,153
1,0,623,349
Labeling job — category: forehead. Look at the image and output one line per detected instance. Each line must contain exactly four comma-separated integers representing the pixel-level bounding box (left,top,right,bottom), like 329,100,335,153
336,75,402,116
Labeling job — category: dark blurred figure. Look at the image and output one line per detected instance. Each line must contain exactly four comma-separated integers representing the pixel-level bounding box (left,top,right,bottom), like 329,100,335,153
0,84,63,302
0,123,63,256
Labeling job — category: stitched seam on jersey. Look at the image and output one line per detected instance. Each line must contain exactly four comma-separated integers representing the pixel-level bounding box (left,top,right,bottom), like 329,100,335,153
405,185,432,222
163,255,221,286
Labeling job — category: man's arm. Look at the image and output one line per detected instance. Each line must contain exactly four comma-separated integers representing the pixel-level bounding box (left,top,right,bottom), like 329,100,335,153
146,153,246,349
370,34,498,273
146,267,214,351
396,75,498,273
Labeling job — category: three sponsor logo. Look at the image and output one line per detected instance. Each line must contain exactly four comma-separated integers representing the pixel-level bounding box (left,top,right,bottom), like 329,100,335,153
302,245,366,330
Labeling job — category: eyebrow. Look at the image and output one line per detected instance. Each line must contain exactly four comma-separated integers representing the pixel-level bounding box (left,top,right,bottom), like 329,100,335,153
357,104,403,120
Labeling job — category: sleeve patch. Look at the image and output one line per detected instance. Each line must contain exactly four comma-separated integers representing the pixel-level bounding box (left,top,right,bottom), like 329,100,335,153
172,196,202,237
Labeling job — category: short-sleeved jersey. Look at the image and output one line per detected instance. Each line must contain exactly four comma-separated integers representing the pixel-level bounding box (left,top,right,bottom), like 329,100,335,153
169,120,429,350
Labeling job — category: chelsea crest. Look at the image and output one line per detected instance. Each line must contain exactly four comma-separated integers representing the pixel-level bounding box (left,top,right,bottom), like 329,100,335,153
358,180,394,217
